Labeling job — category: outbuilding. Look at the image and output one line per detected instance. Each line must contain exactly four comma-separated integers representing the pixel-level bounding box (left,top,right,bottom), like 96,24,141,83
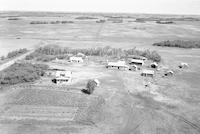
70,57,83,63
179,62,189,69
151,62,158,68
164,70,174,77
141,70,154,77
52,71,72,85
129,64,138,71
129,59,144,66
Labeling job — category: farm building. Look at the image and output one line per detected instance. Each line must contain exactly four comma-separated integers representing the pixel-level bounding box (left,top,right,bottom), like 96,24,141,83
46,68,65,77
128,55,147,61
141,70,154,77
164,70,174,76
106,61,129,70
129,59,144,66
151,62,158,68
129,64,138,71
52,70,72,85
179,62,189,69
70,57,83,63
77,52,85,57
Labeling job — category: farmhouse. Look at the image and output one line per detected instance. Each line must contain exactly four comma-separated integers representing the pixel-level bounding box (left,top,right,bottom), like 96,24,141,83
52,71,72,85
129,59,144,66
70,57,83,63
141,70,154,77
106,61,129,70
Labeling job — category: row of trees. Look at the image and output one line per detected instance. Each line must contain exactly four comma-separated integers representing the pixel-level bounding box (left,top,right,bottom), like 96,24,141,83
1,48,28,60
0,63,48,85
26,45,161,62
153,40,200,48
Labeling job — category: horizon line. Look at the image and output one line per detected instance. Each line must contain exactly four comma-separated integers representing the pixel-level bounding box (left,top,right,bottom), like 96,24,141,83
0,10,200,16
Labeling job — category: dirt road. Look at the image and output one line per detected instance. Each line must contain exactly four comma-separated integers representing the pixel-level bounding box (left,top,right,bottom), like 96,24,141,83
0,50,34,71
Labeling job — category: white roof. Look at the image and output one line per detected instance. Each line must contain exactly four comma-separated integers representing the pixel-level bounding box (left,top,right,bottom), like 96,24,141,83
94,79,100,86
56,71,72,78
77,53,85,56
167,70,174,74
108,61,129,68
142,69,154,75
70,57,83,61
181,62,189,66
130,59,144,64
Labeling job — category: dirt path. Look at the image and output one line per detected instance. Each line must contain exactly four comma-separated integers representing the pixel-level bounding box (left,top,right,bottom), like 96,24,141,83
0,50,34,71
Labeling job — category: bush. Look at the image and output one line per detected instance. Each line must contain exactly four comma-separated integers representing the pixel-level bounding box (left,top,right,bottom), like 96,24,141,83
0,63,48,85
86,80,97,94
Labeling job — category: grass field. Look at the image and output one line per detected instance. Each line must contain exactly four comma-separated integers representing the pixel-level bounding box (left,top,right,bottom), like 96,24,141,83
0,12,200,134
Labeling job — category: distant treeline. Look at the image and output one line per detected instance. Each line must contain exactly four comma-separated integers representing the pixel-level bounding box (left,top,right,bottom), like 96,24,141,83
8,18,21,20
30,20,74,24
156,21,174,24
136,17,200,22
26,45,161,62
0,63,48,85
153,40,200,48
1,48,28,60
75,16,98,20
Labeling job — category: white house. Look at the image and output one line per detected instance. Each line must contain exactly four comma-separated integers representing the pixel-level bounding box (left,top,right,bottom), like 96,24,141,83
106,61,129,70
69,57,83,63
53,71,72,85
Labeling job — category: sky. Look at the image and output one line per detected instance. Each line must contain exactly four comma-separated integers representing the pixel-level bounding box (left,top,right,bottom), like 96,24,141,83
0,0,200,15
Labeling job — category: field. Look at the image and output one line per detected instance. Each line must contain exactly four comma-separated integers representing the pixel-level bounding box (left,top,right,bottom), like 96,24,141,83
0,12,200,134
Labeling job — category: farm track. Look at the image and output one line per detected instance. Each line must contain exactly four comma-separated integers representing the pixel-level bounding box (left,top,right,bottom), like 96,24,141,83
129,92,200,133
0,50,34,71
163,109,200,133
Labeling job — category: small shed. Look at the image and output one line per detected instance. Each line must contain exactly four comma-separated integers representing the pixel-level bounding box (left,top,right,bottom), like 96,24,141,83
179,62,189,69
141,70,154,77
164,70,174,77
70,57,83,63
129,64,138,71
129,59,144,66
151,62,158,68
